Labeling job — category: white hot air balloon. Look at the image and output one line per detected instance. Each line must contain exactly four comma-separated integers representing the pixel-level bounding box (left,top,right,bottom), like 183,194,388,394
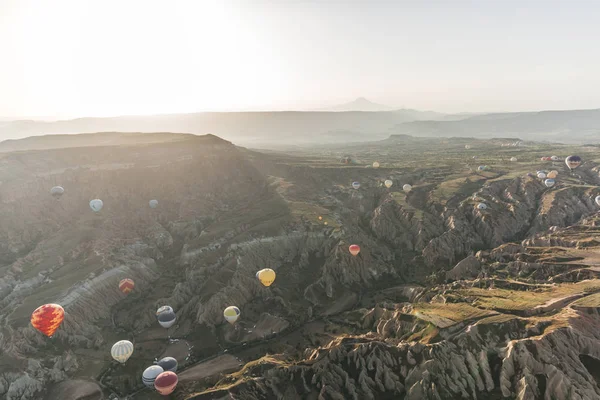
111,340,134,364
477,203,487,210
465,145,471,150
384,179,393,188
50,186,65,199
403,184,412,192
544,179,556,188
223,306,240,325
537,172,547,179
372,161,380,168
149,199,159,209
595,196,600,207
142,365,164,388
510,157,518,162
352,182,361,190
158,311,176,329
89,199,103,212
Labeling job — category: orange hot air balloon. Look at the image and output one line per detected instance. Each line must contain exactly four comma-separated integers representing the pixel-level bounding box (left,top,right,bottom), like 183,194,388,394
349,244,360,256
31,304,65,337
119,278,135,294
155,371,178,395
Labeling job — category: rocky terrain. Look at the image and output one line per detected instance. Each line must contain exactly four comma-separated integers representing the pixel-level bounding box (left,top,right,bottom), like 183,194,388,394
0,133,599,399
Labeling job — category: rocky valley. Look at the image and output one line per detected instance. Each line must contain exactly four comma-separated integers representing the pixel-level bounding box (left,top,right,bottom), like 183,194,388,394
0,132,600,400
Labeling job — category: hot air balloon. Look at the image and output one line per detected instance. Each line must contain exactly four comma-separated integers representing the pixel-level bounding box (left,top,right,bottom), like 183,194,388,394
349,244,360,256
119,278,134,294
465,145,471,149
352,182,361,190
142,365,164,388
547,170,558,179
256,268,276,287
477,203,487,210
537,172,547,179
318,216,322,220
30,304,65,337
551,156,559,161
477,166,485,171
372,162,380,168
90,199,103,212
544,179,556,188
156,306,173,317
224,306,240,325
157,357,178,373
403,184,412,192
50,186,64,199
111,340,134,364
158,310,176,328
149,199,159,209
155,371,178,395
510,157,518,162
595,196,600,206
565,155,582,170
384,180,393,188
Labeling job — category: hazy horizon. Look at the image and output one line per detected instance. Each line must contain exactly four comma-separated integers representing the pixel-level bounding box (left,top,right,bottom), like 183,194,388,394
2,0,600,119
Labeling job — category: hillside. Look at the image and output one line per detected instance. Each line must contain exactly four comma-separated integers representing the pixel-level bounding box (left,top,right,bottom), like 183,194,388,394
1,132,600,399
0,110,444,148
391,108,600,144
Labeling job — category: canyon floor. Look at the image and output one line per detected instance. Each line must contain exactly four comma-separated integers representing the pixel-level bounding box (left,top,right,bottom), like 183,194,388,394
1,133,600,400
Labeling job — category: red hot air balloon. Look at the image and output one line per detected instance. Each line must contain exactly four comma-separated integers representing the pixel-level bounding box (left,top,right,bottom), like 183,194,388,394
349,244,360,256
155,371,178,395
119,278,135,294
31,304,65,337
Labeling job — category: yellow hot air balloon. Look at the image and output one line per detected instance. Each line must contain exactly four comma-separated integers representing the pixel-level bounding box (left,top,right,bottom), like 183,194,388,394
111,340,134,364
384,180,393,188
256,268,276,287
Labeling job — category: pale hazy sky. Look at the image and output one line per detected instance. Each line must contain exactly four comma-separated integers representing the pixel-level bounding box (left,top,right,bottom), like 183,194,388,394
1,0,600,118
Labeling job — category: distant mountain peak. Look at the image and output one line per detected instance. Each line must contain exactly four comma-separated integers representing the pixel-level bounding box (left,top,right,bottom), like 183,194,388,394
320,97,394,112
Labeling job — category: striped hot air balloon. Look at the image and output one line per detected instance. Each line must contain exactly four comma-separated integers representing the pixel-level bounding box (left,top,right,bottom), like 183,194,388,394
111,340,134,364
142,365,164,388
119,278,135,294
155,371,178,395
31,304,65,337
223,306,240,325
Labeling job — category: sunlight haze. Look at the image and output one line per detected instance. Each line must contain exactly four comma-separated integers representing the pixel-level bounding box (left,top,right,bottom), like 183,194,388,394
2,0,600,118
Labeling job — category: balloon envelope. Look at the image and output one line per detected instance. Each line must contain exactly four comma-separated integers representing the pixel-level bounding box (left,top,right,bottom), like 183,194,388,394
551,156,559,161
465,145,471,149
31,304,65,337
544,179,556,188
50,186,64,198
156,306,174,317
537,173,547,179
352,182,360,190
477,203,487,210
89,199,103,212
372,162,380,168
111,340,134,364
224,306,240,324
158,311,176,328
384,179,393,188
149,199,159,209
349,244,360,256
257,268,276,287
142,365,164,387
510,157,517,162
547,171,558,179
595,196,600,206
119,278,134,294
157,357,178,372
155,371,178,395
565,155,582,170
